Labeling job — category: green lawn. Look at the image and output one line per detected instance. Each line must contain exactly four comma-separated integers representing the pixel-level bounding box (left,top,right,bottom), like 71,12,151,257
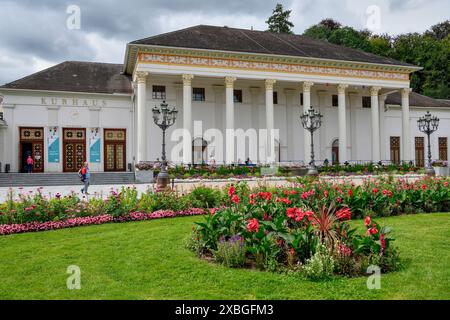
0,213,449,300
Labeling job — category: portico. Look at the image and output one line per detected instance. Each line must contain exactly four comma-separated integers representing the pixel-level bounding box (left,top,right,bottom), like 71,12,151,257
132,71,415,165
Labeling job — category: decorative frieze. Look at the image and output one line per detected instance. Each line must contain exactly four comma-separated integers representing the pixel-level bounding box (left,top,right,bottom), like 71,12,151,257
140,53,410,82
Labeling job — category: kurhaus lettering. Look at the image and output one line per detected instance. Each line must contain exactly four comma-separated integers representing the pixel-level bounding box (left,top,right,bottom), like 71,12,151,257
41,97,107,107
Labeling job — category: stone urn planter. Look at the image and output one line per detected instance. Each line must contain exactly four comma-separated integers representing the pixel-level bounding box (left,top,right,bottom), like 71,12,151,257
135,169,155,183
433,166,450,176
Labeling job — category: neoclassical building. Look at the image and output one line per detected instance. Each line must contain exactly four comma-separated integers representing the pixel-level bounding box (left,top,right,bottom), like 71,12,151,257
0,25,449,173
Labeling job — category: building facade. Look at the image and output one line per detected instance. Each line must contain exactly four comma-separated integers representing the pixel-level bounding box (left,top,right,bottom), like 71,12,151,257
0,25,449,173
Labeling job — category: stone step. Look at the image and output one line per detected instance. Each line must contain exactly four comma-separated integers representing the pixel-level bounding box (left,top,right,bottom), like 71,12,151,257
0,172,138,187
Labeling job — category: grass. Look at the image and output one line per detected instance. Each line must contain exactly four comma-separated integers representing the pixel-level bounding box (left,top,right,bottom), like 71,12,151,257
0,213,449,300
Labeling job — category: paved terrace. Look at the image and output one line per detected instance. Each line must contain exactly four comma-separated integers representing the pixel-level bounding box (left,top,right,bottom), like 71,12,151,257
0,175,425,203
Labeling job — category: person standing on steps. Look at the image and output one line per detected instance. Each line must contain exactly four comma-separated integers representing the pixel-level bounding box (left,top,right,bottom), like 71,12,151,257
78,162,91,195
26,155,34,173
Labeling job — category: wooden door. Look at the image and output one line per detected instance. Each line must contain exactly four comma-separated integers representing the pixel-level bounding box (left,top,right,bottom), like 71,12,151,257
104,129,126,172
415,137,425,167
19,127,44,173
390,136,400,165
439,137,448,161
63,128,86,172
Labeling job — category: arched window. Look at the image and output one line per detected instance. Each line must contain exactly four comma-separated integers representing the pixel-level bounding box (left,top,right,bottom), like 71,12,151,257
192,138,208,164
332,139,339,165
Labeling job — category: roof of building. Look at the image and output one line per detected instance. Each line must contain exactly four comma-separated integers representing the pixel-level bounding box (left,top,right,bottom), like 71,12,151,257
0,61,132,94
131,25,414,67
386,91,450,108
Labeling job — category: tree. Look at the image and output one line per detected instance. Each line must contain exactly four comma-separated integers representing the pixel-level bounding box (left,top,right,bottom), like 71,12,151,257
266,3,294,34
425,20,450,41
304,18,341,40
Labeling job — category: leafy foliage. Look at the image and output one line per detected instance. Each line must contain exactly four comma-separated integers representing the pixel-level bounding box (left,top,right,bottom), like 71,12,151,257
266,3,294,34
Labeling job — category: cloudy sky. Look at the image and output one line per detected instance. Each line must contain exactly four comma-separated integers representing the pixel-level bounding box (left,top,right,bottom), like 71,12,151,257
0,0,448,85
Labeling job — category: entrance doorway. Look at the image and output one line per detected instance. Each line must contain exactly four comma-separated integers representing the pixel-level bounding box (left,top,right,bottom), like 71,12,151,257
390,136,400,165
332,139,339,165
63,128,86,172
19,127,44,173
104,129,126,172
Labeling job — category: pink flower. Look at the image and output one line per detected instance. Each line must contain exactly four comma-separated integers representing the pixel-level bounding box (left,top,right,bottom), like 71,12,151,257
246,218,259,233
231,194,240,204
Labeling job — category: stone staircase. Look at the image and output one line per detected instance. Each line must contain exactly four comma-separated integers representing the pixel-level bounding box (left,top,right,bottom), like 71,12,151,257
0,172,137,187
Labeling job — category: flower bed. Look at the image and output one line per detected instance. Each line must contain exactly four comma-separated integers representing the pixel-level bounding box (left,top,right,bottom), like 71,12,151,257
187,177,450,278
0,208,205,236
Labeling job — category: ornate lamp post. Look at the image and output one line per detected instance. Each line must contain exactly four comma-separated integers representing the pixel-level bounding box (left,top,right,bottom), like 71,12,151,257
417,111,439,176
152,101,178,189
300,106,323,176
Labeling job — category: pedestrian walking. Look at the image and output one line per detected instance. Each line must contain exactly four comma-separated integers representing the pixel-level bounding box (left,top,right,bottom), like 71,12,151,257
78,162,91,195
26,155,34,173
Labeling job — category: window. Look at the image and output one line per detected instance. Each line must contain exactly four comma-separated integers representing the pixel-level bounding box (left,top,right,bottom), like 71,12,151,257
332,95,338,107
390,136,400,165
300,93,304,106
415,137,425,167
273,92,278,105
233,90,243,103
362,96,372,108
439,137,448,161
152,86,166,100
193,88,205,101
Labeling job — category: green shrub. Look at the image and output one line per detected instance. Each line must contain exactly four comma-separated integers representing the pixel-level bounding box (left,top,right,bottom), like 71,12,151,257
188,186,222,208
302,244,335,280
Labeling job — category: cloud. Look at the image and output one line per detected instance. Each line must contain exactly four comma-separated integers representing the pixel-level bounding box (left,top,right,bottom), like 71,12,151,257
0,0,448,85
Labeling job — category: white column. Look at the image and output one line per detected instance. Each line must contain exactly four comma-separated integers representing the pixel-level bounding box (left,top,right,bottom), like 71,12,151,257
302,82,314,165
136,71,148,163
337,84,348,164
284,89,296,161
379,94,387,161
182,74,194,164
265,79,276,164
370,86,381,162
401,88,412,162
225,77,236,164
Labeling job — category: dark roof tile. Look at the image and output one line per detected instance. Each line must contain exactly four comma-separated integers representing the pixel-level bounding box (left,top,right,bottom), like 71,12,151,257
131,25,414,67
1,61,132,94
386,91,450,108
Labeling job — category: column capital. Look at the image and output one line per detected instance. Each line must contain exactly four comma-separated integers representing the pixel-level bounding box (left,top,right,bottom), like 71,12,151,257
135,71,148,84
401,87,411,98
182,74,194,86
302,81,314,93
265,79,276,91
225,76,237,88
337,84,349,95
370,86,382,96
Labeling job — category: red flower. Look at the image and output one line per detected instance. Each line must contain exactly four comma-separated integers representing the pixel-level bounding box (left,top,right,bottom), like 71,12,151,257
228,185,236,197
336,197,342,203
380,233,386,252
444,182,449,187
348,189,353,197
421,184,427,191
324,190,329,198
246,218,259,233
231,194,240,204
364,216,371,227
275,197,291,205
209,208,217,215
336,207,351,220
263,213,272,221
289,248,296,256
372,188,379,194
368,227,378,235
